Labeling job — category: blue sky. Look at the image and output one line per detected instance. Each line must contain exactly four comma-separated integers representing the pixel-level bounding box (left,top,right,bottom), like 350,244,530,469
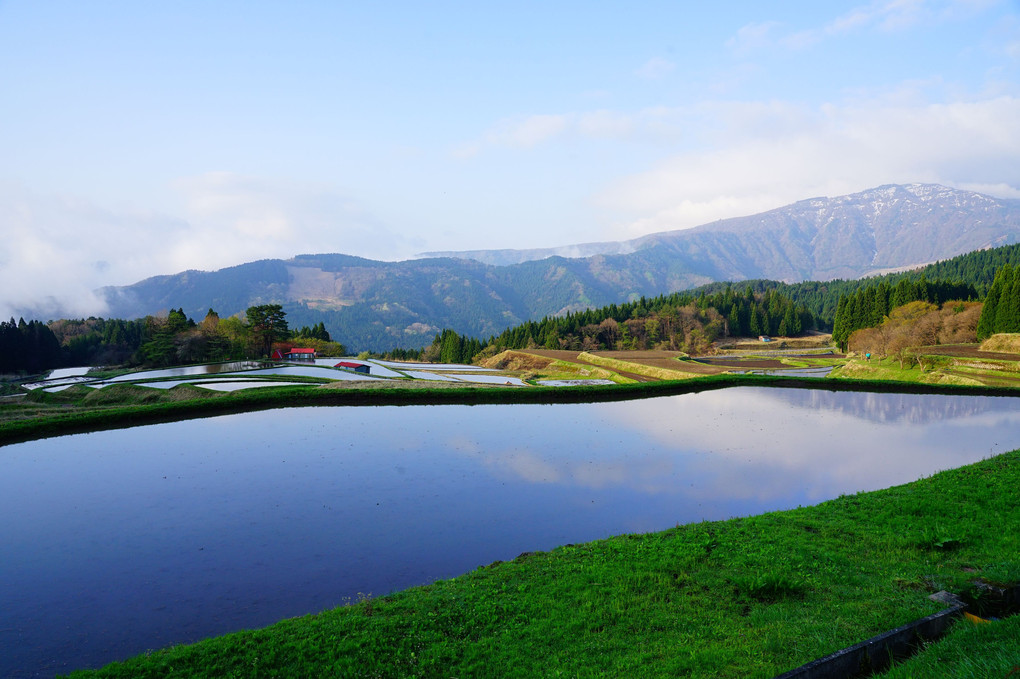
1,0,1019,318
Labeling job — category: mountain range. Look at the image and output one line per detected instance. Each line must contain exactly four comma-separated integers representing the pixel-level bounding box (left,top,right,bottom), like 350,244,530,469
98,183,1020,351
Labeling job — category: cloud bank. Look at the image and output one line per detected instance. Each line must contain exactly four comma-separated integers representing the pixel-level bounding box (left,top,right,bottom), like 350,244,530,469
599,94,1020,236
0,174,403,320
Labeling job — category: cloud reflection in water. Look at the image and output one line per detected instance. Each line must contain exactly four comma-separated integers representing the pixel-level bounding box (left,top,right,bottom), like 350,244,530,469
448,388,1020,507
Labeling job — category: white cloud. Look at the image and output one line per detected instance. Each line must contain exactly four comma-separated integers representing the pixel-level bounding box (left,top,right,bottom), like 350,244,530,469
957,182,1020,198
635,56,675,80
457,107,688,156
597,95,1020,237
576,110,637,138
729,0,999,54
0,174,405,320
483,114,571,148
170,172,408,268
0,185,183,320
725,21,784,54
822,0,995,34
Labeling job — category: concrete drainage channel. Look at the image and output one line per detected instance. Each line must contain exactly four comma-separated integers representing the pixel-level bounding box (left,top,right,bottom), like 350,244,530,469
774,582,1020,679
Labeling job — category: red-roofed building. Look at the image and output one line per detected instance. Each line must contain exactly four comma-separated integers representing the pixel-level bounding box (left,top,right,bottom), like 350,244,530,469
271,347,317,360
335,361,371,374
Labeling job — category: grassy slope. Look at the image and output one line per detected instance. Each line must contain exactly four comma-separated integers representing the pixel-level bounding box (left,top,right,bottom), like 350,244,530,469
577,351,703,380
831,355,1020,388
883,614,1020,678
62,450,1019,679
831,357,971,384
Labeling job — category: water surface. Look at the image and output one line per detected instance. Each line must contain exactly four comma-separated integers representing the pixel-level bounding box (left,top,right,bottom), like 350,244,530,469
105,361,262,382
2,387,1018,677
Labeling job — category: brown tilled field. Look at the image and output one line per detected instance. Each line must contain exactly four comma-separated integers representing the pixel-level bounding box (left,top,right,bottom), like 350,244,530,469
918,345,1020,360
478,352,555,372
720,333,834,351
523,349,729,376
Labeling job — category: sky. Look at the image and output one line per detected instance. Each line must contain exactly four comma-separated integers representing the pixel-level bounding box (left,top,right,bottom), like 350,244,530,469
1,0,1019,319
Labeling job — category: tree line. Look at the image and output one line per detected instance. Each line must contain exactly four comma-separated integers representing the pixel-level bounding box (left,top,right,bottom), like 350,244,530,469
830,277,977,351
976,263,1020,339
846,301,983,369
689,243,1020,332
0,318,62,374
486,285,815,353
838,260,1020,364
2,304,345,375
377,286,816,365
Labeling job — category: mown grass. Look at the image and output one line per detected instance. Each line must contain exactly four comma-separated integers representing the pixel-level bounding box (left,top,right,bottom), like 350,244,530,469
61,449,1019,679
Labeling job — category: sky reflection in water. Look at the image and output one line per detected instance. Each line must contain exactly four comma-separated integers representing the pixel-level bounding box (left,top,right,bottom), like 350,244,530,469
1,387,1019,677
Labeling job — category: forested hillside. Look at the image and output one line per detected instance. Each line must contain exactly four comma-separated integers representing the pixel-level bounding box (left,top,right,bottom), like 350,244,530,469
831,279,978,350
409,244,1020,363
977,263,1020,339
0,318,62,374
694,242,1020,332
408,286,814,364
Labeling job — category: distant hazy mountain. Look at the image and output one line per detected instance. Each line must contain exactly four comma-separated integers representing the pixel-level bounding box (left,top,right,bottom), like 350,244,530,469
97,184,1020,350
417,240,640,266
424,183,1020,274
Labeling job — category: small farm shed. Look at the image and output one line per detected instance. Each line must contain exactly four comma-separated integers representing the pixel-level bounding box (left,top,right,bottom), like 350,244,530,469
335,361,371,374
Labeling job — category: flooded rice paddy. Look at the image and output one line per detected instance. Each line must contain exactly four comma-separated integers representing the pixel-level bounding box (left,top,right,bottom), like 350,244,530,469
2,387,1019,677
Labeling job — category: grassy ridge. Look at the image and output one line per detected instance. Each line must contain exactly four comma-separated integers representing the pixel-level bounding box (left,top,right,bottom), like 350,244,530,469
577,351,703,380
883,614,1020,677
61,449,1019,678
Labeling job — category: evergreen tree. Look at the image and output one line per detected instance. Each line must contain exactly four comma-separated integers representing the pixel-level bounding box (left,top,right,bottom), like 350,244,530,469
977,265,1008,339
993,265,1016,334
1004,273,1020,333
246,304,289,358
